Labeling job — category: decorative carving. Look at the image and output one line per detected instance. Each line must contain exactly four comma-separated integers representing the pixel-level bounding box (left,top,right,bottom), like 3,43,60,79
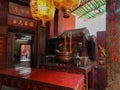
0,36,4,56
98,45,106,57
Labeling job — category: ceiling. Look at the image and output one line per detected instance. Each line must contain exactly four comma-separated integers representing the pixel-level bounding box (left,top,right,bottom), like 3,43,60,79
71,0,106,20
16,0,106,20
18,0,30,5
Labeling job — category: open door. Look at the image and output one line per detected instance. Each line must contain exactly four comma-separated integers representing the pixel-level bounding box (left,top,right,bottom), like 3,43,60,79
7,32,34,68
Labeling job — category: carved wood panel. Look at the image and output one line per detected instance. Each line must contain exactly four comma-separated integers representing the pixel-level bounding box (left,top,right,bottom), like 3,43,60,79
0,0,8,26
7,32,15,67
0,34,7,68
1,73,82,90
9,2,32,18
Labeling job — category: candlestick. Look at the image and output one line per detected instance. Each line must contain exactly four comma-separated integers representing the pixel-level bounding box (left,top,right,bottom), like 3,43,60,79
70,33,72,53
64,35,66,52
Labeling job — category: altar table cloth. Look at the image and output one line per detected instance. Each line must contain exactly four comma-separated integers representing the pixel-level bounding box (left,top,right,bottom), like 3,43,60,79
0,67,84,90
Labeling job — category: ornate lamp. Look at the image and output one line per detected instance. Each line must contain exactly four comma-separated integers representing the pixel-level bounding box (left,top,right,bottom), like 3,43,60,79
30,0,55,26
54,0,80,18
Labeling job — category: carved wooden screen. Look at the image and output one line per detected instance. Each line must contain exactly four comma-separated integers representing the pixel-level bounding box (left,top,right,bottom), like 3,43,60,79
0,34,7,68
7,32,15,67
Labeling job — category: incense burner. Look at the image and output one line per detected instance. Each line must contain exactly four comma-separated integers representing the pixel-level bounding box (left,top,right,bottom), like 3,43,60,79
56,51,72,63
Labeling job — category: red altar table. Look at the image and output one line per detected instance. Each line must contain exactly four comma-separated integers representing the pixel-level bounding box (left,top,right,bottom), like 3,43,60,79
0,67,84,90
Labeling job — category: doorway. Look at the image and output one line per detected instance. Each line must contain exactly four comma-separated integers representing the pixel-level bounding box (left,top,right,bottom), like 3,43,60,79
7,32,34,68
14,34,33,67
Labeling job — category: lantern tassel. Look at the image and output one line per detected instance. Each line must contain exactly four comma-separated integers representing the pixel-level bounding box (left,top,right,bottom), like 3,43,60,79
42,20,46,27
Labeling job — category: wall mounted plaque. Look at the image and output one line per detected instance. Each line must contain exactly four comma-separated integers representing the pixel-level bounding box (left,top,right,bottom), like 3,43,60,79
8,14,37,30
9,2,32,18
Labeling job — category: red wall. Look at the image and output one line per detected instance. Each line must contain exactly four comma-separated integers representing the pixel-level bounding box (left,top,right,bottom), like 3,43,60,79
49,10,76,37
96,31,107,90
58,10,75,34
97,31,106,49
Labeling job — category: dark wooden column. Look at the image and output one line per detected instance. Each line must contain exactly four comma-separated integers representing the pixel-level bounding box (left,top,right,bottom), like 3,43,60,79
0,0,8,69
54,9,59,36
36,22,46,67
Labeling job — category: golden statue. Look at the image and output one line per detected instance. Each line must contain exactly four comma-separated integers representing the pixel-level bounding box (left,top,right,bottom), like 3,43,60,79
98,45,106,57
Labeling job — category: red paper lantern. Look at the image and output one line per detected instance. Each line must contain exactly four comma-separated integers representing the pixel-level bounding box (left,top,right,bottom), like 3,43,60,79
30,0,55,26
54,0,80,18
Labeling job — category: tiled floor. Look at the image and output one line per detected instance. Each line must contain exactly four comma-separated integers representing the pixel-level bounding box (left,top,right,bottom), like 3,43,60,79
15,61,30,67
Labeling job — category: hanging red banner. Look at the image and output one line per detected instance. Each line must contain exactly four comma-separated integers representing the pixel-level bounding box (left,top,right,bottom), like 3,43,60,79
108,1,118,62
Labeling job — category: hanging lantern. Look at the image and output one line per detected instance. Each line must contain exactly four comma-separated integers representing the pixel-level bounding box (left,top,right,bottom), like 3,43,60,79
30,0,55,26
54,0,80,18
